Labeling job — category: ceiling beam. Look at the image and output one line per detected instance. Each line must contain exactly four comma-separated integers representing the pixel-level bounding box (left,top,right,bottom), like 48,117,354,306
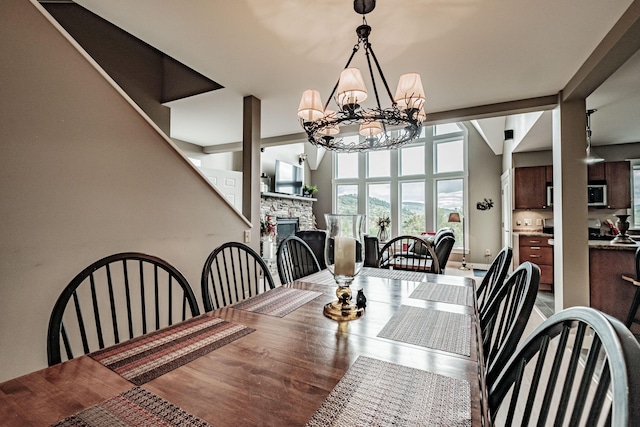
563,0,640,102
424,95,558,125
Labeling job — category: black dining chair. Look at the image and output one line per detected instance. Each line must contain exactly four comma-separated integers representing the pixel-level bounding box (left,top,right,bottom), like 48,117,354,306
378,235,440,274
201,242,276,312
295,230,327,269
481,261,540,390
488,306,640,426
621,246,640,330
476,246,513,318
276,235,321,285
363,234,380,268
47,252,200,366
432,234,455,273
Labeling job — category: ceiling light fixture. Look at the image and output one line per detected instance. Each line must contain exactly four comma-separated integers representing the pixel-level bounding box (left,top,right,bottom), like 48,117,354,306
297,0,425,152
585,108,604,164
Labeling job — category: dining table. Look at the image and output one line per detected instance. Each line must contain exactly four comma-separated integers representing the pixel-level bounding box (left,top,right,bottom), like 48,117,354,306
0,267,486,426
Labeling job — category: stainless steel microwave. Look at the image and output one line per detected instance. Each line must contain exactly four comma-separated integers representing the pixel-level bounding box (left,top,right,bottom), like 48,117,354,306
546,184,607,207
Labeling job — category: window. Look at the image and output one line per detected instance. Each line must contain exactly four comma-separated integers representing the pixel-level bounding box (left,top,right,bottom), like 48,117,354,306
336,184,358,214
436,179,464,245
435,139,464,173
400,145,425,176
336,151,358,179
401,181,425,235
368,183,391,235
333,124,468,246
368,150,390,178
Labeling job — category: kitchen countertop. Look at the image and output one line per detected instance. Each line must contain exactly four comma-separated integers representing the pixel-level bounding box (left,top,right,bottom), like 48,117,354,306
547,238,639,250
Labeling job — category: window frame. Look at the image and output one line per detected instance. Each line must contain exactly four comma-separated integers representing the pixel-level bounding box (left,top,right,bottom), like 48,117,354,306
332,124,468,250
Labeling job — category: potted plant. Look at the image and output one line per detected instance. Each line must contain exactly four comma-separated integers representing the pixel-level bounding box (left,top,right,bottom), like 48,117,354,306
303,184,318,197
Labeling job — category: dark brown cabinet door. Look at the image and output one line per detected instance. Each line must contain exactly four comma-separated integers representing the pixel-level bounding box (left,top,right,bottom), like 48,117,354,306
605,161,631,209
514,166,548,209
588,162,606,182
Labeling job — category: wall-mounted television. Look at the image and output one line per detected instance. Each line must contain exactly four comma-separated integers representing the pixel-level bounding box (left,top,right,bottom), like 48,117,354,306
274,159,303,196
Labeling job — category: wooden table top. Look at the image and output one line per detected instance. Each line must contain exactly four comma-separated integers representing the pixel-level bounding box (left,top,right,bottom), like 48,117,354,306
0,268,484,426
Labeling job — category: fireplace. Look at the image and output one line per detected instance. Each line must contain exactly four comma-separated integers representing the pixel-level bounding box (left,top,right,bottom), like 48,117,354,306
276,217,299,248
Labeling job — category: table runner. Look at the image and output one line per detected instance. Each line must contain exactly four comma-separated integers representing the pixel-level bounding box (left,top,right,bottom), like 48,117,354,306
232,286,322,317
305,356,471,427
90,315,253,385
409,281,473,306
51,387,212,427
359,268,426,282
377,305,471,356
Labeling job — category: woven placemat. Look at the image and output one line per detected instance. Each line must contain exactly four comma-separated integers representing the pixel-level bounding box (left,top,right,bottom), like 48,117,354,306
409,281,472,306
377,305,471,356
51,387,212,427
359,268,426,282
90,316,253,385
305,356,471,427
232,286,322,317
300,269,337,285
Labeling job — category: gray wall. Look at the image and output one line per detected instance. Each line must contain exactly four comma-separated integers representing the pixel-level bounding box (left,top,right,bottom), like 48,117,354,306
467,123,503,265
0,0,250,382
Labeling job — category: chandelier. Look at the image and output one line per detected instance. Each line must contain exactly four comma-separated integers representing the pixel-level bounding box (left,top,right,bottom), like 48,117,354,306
297,0,426,152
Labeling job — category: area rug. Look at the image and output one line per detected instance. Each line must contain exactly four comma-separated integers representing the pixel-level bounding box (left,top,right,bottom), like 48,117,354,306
90,315,253,385
51,387,212,427
305,356,471,427
377,305,471,356
232,286,322,317
409,281,473,306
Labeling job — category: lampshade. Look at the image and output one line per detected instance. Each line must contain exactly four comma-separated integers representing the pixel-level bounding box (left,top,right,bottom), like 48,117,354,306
394,73,425,111
319,110,340,136
297,90,325,122
359,120,382,138
448,212,461,223
336,68,368,108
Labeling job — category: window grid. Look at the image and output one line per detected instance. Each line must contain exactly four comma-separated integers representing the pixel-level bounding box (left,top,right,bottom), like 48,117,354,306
333,125,467,244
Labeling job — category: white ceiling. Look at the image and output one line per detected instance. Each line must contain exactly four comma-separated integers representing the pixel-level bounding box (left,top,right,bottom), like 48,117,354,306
72,0,639,153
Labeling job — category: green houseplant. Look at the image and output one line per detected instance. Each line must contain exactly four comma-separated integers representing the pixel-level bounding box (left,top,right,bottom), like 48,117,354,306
303,184,318,197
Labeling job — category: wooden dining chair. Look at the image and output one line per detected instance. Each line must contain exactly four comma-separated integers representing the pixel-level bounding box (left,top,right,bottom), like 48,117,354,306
481,261,540,390
488,306,640,426
378,235,440,274
201,242,276,312
476,246,513,318
47,252,200,366
276,235,321,285
621,246,640,329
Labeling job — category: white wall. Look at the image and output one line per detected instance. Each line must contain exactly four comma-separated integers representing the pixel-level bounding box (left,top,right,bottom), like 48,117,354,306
0,0,250,382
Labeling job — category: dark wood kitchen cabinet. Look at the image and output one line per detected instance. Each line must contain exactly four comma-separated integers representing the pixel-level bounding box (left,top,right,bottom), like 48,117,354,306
604,161,630,209
588,162,606,182
514,166,552,209
519,235,553,291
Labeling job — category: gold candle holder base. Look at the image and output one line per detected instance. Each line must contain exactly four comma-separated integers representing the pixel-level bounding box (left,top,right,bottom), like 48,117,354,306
323,301,365,321
323,283,365,321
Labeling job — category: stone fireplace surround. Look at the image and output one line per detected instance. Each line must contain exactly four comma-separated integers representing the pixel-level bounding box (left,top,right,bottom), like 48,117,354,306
260,192,316,241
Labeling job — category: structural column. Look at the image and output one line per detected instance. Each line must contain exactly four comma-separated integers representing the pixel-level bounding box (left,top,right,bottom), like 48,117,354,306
552,95,590,311
243,95,261,247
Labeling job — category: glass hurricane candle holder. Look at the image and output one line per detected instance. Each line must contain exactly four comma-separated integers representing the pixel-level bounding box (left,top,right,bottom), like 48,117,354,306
323,213,365,321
